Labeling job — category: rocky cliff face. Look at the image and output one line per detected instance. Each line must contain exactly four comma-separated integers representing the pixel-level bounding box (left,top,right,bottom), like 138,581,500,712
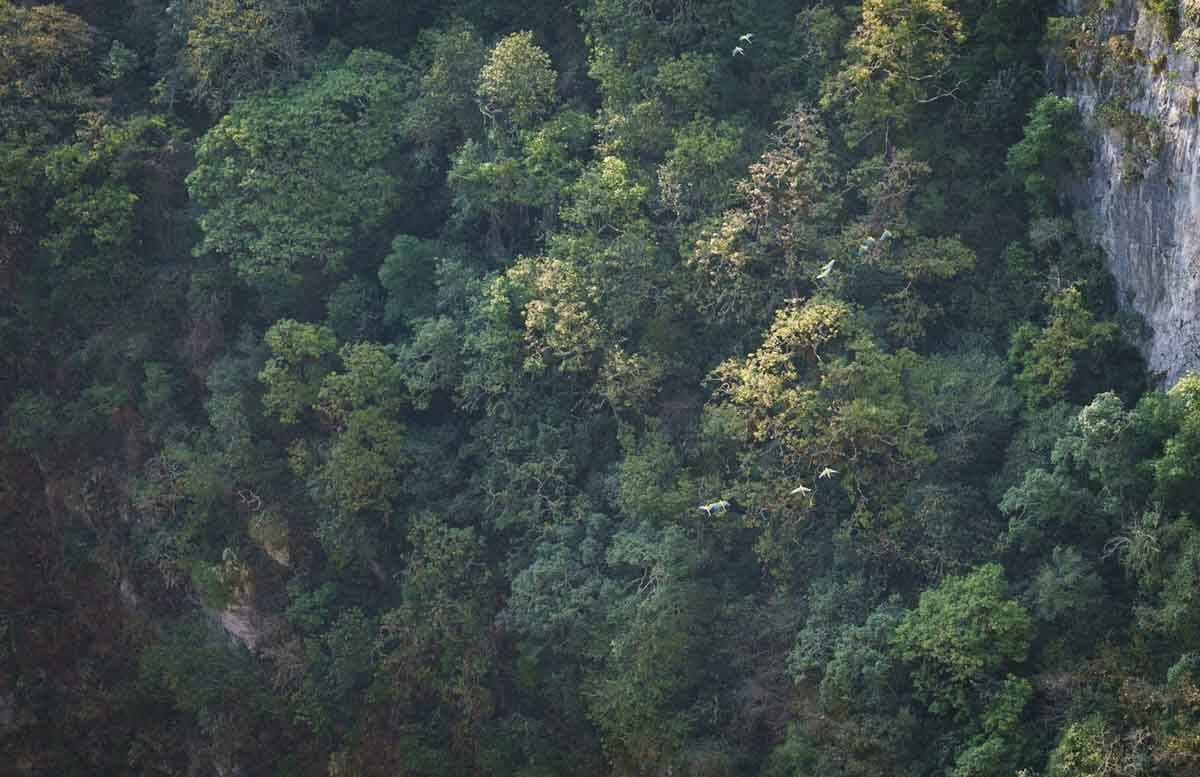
1054,0,1200,384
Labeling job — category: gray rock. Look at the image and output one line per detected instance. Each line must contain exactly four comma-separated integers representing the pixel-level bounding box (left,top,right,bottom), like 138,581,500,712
1056,0,1200,384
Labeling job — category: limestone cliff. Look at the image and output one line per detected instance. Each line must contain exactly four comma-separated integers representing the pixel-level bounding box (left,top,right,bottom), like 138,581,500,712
1052,0,1200,383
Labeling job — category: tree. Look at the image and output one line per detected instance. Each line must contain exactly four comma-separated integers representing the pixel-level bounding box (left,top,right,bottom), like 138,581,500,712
259,319,337,425
824,0,967,135
376,516,498,757
951,675,1034,777
561,151,644,234
172,0,313,113
313,344,409,515
447,110,591,257
188,50,408,290
651,52,720,119
501,511,615,657
616,422,695,524
1007,95,1091,215
2,391,60,472
875,235,977,346
378,235,444,329
0,1,1188,774
586,522,718,774
1028,546,1103,629
656,117,746,223
1045,714,1133,777
711,297,934,542
688,106,840,325
138,617,281,773
39,114,186,312
817,599,906,712
892,564,1032,715
997,392,1153,567
1009,286,1120,408
0,3,95,130
477,31,557,130
1148,373,1200,509
325,276,384,342
907,350,1019,473
401,23,488,156
260,333,409,518
317,342,406,425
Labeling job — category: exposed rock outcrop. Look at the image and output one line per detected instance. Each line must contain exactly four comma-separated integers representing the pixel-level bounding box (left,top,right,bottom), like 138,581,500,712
212,600,270,651
1053,0,1200,384
206,549,284,652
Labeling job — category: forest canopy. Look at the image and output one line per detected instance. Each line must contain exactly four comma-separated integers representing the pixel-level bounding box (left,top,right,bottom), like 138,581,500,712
1,1,1196,776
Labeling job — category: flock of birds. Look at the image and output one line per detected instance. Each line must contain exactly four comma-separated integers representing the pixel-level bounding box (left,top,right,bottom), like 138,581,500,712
812,229,897,283
732,32,753,57
681,70,892,516
693,230,900,519
811,228,895,285
694,222,895,518
857,228,895,256
697,467,838,517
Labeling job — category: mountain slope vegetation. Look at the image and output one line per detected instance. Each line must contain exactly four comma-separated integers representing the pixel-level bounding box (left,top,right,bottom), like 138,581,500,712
2,1,1197,776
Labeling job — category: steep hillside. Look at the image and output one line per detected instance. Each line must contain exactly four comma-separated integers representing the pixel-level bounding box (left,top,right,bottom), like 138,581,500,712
9,2,1200,776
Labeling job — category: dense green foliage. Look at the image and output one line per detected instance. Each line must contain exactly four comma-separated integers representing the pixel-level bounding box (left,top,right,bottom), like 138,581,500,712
2,0,1196,775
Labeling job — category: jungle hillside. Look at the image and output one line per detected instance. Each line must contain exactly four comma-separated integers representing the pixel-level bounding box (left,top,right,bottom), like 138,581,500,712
3,1,1200,776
